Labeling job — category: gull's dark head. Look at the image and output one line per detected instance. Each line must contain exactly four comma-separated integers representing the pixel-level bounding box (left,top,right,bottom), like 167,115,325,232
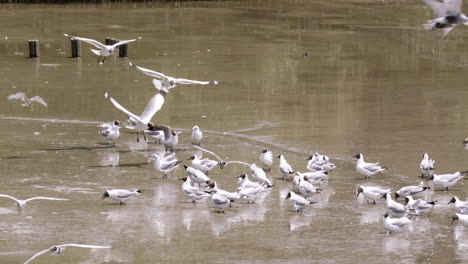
404,197,410,206
448,197,457,205
261,149,268,153
452,215,459,224
114,120,121,126
101,191,109,200
353,153,361,159
286,192,292,200
384,212,389,218
237,173,246,180
188,155,195,161
356,187,363,197
147,122,156,130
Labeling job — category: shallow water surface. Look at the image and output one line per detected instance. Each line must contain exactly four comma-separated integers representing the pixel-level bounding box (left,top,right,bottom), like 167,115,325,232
1,0,468,263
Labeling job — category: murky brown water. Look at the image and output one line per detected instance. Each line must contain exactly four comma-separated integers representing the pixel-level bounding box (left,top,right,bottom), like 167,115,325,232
1,0,468,263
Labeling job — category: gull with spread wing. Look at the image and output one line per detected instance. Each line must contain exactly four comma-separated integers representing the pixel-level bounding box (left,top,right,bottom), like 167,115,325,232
104,91,166,142
7,92,47,108
420,0,468,38
0,194,68,212
129,62,218,92
64,34,141,63
24,244,111,264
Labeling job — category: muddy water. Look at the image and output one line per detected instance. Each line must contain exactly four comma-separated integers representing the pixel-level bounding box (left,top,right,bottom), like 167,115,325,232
1,0,468,263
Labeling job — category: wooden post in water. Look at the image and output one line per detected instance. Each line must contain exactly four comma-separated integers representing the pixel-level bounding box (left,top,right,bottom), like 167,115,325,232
105,37,117,45
71,39,81,58
28,40,39,58
119,44,128,58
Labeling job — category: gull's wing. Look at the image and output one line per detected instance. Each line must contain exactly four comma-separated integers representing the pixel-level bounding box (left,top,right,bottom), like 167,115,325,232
363,163,383,172
129,62,170,80
59,244,112,249
192,145,222,161
152,79,164,91
225,160,251,166
441,26,455,38
154,125,171,141
0,194,19,203
64,34,106,49
24,248,51,264
174,78,217,85
444,0,462,15
422,0,447,17
7,92,27,102
24,197,69,203
31,96,48,107
111,37,142,48
104,92,143,124
139,92,166,124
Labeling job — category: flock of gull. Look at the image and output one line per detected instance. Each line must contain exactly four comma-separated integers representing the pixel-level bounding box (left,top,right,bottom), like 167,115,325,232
3,0,468,262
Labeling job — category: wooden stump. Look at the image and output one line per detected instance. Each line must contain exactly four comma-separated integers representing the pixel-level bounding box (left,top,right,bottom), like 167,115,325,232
71,39,81,58
28,40,39,58
105,37,117,45
119,44,128,58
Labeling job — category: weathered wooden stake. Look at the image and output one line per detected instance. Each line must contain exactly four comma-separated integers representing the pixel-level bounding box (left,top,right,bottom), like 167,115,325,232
71,39,81,58
105,37,117,45
119,44,128,58
28,40,39,58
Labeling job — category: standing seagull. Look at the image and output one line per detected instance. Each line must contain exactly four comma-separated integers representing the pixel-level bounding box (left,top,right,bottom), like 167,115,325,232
420,0,468,38
383,213,411,234
383,192,408,218
98,120,121,145
353,153,387,179
395,181,431,199
427,171,464,191
64,34,141,63
191,125,203,146
420,153,435,178
155,125,181,152
7,92,47,108
356,185,392,204
286,191,313,213
259,149,273,172
149,154,182,179
101,189,141,205
0,194,68,212
448,196,468,214
278,154,294,180
104,91,166,142
24,244,112,264
129,62,218,92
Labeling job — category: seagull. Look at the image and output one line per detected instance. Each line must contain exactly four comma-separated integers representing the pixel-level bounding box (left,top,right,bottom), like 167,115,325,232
237,186,265,204
104,91,166,142
404,196,436,215
278,154,294,180
353,153,387,179
24,244,112,264
427,171,464,191
188,154,218,174
451,213,468,228
306,152,336,172
7,92,47,108
64,34,141,63
101,189,141,205
184,165,211,186
237,173,263,189
149,154,182,179
463,137,468,149
208,181,241,207
383,192,408,218
192,145,250,169
395,181,431,199
250,163,274,187
211,190,230,213
298,176,322,198
191,126,203,146
154,125,181,152
420,0,468,38
144,125,165,144
294,171,328,185
180,177,211,203
420,153,435,178
286,191,313,213
356,185,392,204
259,149,273,172
383,213,411,234
0,194,68,212
98,120,121,145
448,196,468,214
129,62,218,92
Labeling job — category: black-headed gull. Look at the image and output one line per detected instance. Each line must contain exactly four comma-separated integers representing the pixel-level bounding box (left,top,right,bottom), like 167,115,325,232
129,62,218,92
7,92,47,108
24,244,112,264
149,154,182,179
180,177,211,203
98,120,121,145
188,154,218,174
259,149,273,172
101,189,141,205
298,176,321,198
353,153,387,179
427,171,464,191
104,91,166,142
395,181,430,199
144,125,165,144
383,192,408,218
356,185,391,204
237,185,265,204
154,125,181,152
306,152,336,172
286,191,312,213
0,194,68,212
237,173,262,189
211,190,230,213
420,0,468,38
452,213,468,228
208,181,241,207
383,213,411,233
64,34,141,63
404,196,436,216
448,196,468,214
184,165,211,186
250,163,274,187
191,126,203,146
420,153,435,178
278,154,294,180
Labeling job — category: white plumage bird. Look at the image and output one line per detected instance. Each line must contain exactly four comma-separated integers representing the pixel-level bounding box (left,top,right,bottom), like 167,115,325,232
154,125,181,152
24,244,112,264
64,34,141,63
420,0,468,38
427,171,464,191
383,192,408,218
101,189,141,205
191,125,203,146
0,194,68,212
452,213,468,228
395,181,431,200
259,149,273,172
286,191,313,213
356,185,391,204
420,153,435,178
353,153,387,179
7,92,47,108
448,196,468,214
404,196,436,215
383,213,411,233
149,153,182,179
98,120,121,145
